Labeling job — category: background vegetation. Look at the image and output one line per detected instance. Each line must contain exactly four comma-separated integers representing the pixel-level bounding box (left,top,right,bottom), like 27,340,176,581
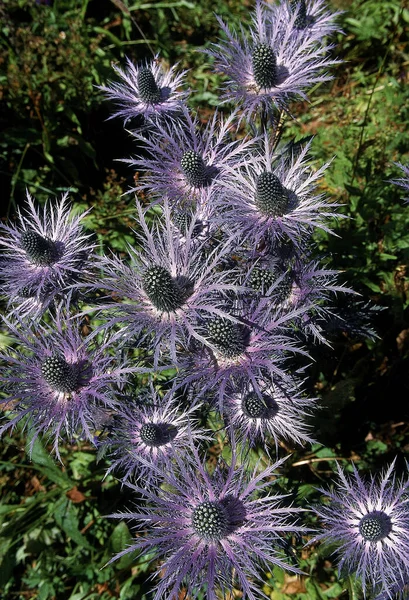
0,0,408,598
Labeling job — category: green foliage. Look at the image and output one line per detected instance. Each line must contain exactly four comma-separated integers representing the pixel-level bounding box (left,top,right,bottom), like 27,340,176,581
0,431,154,599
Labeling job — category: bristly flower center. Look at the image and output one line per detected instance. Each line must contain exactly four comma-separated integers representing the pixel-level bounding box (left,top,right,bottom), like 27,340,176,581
180,150,209,188
359,511,392,542
241,392,279,419
250,267,276,292
252,43,278,89
192,501,229,541
137,67,161,104
171,209,204,237
41,354,79,393
290,0,308,29
142,265,193,313
20,230,60,267
206,317,250,359
255,171,289,217
139,422,178,447
250,267,294,303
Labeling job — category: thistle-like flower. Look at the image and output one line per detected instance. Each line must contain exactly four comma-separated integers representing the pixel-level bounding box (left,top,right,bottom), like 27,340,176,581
217,136,339,248
102,386,209,486
126,106,257,210
0,305,130,459
272,0,342,41
99,55,187,124
246,253,353,344
176,294,309,409
223,376,315,451
206,0,338,119
312,461,409,599
109,446,306,600
0,192,94,316
91,201,243,367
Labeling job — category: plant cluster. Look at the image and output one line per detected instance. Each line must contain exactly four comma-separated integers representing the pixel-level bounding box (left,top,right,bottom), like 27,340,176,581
1,1,409,600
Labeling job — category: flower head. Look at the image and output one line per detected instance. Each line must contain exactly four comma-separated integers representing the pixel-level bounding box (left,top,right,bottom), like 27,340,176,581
246,252,353,344
99,55,187,124
176,293,309,409
127,106,257,210
312,461,409,599
216,136,339,248
92,201,243,367
0,192,94,317
102,385,209,486
272,0,343,42
223,376,316,451
0,304,129,459
206,0,338,119
110,446,305,600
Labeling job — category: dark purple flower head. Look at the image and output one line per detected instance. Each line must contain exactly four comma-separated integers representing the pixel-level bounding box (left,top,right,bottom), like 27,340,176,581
390,163,409,204
0,304,130,460
176,294,309,409
126,106,258,210
103,385,210,486
312,461,409,599
246,254,354,344
223,376,316,451
0,192,94,317
99,55,187,124
217,136,340,248
109,445,306,600
206,0,339,119
272,0,342,40
92,201,244,367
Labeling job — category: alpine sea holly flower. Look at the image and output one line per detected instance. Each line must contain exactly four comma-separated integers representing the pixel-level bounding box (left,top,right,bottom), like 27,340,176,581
176,295,309,409
311,461,409,600
99,55,187,125
91,201,243,367
390,163,409,204
217,136,339,248
102,386,210,486
109,445,306,600
0,305,130,460
126,106,257,210
0,192,94,315
246,254,353,344
206,0,338,119
223,376,315,451
271,0,342,41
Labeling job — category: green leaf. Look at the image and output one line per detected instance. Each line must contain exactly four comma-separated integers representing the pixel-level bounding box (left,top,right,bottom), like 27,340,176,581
53,497,93,550
28,436,73,488
109,521,132,554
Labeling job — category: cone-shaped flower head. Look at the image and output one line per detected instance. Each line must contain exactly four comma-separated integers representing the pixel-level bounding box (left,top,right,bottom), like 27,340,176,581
109,445,306,600
206,0,339,119
273,0,343,41
127,106,258,211
176,293,309,409
90,201,244,367
311,461,409,599
217,136,340,248
0,304,130,459
99,55,187,124
223,377,316,451
0,192,94,317
102,385,210,486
